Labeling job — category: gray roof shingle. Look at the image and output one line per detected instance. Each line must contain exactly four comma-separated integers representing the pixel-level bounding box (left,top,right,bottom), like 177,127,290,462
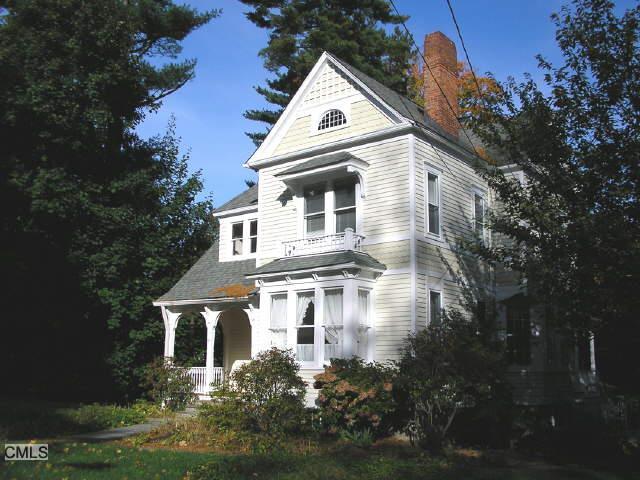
330,54,507,164
248,250,386,277
155,241,256,302
215,184,258,213
278,151,361,176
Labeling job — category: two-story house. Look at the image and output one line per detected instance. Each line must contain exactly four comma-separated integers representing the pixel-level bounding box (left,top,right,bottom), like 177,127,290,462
154,32,596,406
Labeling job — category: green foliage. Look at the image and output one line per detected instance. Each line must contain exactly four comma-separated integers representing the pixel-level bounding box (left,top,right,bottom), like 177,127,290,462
313,358,398,439
0,0,218,399
142,357,196,411
219,348,307,434
240,0,413,145
339,428,374,449
463,0,640,343
395,310,508,452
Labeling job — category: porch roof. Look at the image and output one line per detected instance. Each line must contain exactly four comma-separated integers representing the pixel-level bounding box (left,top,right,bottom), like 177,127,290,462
247,250,386,278
155,241,256,303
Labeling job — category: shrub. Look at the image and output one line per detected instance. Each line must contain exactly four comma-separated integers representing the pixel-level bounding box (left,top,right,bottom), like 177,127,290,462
222,348,307,433
314,358,397,439
142,357,196,411
395,310,508,452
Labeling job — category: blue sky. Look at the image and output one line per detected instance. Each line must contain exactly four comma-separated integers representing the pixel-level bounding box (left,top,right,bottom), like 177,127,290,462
135,0,626,207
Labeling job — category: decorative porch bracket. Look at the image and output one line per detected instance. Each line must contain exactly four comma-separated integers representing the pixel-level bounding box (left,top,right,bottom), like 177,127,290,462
161,306,181,359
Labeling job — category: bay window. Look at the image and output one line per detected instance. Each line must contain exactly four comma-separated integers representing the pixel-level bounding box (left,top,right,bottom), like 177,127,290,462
269,293,287,348
323,288,344,360
426,171,441,236
296,292,315,361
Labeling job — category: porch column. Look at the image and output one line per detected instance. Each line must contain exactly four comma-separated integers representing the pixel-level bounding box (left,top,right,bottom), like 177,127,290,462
202,307,223,388
243,306,258,358
161,306,181,359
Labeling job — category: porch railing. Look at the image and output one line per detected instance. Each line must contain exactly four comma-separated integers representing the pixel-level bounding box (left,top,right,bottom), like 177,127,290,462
187,366,224,395
282,228,364,257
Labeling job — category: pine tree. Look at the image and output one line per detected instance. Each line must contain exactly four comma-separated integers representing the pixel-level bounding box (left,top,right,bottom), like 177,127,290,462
0,0,218,398
240,0,413,145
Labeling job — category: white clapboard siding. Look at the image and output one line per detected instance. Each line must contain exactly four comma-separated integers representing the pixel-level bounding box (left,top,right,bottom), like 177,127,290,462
413,136,493,328
273,100,392,156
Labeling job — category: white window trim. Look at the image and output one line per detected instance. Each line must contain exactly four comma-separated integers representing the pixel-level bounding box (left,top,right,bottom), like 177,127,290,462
424,164,443,239
308,99,352,136
303,187,326,238
428,288,444,326
222,213,259,261
268,292,288,349
249,219,258,254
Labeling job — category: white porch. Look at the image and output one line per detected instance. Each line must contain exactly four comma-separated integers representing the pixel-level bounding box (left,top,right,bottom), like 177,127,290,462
160,303,257,399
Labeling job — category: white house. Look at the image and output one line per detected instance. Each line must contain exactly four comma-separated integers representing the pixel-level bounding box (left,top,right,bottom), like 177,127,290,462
154,32,597,405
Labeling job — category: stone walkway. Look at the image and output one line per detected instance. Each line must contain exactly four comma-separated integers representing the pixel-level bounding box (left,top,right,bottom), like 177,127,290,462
66,417,167,443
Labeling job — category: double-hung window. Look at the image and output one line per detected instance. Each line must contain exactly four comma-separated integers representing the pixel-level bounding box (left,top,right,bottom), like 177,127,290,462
334,181,356,233
304,187,325,236
296,292,315,361
356,289,371,359
269,293,287,348
249,220,258,253
474,192,487,243
429,290,443,325
323,288,344,360
232,222,244,256
506,303,531,365
426,170,441,236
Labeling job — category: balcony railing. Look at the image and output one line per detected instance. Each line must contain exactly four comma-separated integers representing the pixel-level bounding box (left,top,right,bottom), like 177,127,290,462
282,228,364,257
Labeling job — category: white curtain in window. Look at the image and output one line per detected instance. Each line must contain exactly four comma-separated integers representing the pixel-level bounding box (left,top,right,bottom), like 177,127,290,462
270,294,287,347
296,292,315,361
324,289,343,359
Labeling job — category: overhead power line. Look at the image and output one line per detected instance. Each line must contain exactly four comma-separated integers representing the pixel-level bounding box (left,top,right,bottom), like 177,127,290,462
388,0,483,161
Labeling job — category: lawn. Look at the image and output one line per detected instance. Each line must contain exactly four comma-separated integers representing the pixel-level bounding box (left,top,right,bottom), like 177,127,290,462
0,397,161,440
1,441,636,480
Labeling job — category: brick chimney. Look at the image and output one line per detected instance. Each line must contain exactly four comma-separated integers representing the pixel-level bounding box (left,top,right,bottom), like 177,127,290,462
424,32,459,138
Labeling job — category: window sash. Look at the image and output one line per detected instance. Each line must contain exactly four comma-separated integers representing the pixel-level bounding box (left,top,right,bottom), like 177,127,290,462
506,305,531,365
426,172,440,235
318,109,346,131
429,291,442,325
249,220,258,253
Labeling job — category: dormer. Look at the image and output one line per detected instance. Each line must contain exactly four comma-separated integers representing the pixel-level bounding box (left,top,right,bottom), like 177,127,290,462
213,184,259,262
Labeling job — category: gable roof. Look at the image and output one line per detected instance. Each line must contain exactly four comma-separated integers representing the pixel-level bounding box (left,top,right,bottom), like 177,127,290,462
247,250,386,277
246,51,504,167
215,184,258,213
155,241,256,303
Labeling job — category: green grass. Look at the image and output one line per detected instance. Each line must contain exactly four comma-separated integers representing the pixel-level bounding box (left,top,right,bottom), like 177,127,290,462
1,442,636,480
0,398,161,440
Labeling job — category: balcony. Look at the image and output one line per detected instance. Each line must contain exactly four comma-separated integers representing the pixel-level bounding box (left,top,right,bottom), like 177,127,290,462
282,228,364,257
